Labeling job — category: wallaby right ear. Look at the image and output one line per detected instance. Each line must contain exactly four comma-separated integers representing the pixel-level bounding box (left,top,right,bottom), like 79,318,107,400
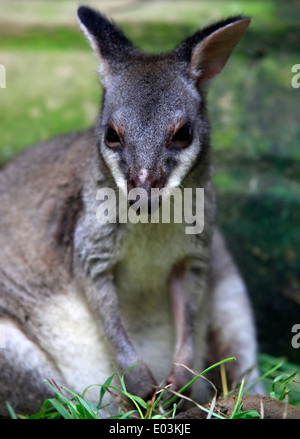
77,6,134,79
175,16,251,88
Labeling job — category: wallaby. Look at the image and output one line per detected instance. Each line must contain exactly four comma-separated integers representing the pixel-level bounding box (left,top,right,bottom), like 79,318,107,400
0,6,262,416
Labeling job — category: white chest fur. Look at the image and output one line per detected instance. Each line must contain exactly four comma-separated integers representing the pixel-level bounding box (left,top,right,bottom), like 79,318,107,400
114,220,192,382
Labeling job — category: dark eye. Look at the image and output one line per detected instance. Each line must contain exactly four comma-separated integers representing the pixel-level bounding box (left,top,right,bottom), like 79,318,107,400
104,125,121,146
170,123,193,148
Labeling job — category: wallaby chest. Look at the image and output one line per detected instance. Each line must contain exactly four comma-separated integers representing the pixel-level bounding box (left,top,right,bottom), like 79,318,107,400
115,221,189,308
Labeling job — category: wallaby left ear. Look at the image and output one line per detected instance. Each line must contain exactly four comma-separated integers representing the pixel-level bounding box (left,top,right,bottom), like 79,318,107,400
176,16,251,87
77,6,134,82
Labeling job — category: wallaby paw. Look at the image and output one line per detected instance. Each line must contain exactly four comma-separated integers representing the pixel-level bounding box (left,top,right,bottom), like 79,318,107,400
165,364,192,398
124,363,157,402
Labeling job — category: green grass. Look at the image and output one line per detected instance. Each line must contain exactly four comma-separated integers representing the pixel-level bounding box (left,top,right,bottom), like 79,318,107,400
6,355,300,419
0,51,99,160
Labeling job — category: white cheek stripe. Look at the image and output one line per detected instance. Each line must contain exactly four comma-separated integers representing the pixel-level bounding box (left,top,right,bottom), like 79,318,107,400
102,147,128,194
167,141,199,189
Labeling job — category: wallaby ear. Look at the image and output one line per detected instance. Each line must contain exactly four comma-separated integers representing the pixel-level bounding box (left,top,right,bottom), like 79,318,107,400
176,16,251,87
77,6,134,78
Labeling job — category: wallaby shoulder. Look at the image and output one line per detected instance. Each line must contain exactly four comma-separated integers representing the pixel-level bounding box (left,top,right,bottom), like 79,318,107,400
0,129,96,196
0,129,97,318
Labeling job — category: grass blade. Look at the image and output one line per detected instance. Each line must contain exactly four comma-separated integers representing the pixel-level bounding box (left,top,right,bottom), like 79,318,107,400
230,379,245,419
47,398,73,419
45,379,81,419
5,402,18,419
98,373,115,408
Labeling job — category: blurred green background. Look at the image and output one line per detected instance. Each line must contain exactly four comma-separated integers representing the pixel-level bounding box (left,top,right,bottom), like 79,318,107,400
0,0,299,400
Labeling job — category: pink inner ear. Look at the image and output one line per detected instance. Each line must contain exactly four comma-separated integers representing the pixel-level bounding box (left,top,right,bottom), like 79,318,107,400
196,56,231,85
190,18,251,87
191,44,230,87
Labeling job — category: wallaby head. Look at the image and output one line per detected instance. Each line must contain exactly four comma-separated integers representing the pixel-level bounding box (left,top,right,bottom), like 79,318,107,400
77,7,250,199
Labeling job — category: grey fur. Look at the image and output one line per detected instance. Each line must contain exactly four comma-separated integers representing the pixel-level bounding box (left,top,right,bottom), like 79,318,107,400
0,7,262,416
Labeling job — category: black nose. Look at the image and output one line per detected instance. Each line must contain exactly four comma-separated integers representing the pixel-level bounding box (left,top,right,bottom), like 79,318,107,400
128,167,165,194
127,167,165,215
